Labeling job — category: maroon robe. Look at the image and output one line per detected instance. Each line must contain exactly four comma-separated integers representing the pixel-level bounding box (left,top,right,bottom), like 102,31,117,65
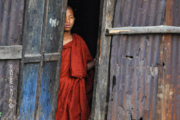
56,34,94,120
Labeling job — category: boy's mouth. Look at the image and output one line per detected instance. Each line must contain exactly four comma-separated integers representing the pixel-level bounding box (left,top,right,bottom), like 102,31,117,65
65,25,71,28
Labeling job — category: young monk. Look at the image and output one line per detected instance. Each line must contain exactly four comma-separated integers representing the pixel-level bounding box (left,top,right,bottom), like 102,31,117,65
55,6,95,120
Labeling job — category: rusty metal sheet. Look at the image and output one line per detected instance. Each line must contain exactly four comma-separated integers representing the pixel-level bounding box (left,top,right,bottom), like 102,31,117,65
0,0,24,119
107,0,180,120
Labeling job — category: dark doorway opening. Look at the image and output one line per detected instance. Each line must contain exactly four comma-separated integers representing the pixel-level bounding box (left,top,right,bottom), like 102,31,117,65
68,0,100,58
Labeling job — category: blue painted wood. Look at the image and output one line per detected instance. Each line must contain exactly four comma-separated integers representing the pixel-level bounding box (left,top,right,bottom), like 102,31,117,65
18,0,67,119
19,64,39,120
38,62,57,120
23,0,45,55
37,0,67,119
18,0,46,119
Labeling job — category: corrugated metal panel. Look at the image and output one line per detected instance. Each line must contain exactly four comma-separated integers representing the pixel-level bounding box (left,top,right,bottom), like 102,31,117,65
157,0,180,120
107,0,180,120
0,0,24,119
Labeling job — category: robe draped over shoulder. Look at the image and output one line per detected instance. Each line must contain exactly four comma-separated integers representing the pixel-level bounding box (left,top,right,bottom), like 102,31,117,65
56,34,94,120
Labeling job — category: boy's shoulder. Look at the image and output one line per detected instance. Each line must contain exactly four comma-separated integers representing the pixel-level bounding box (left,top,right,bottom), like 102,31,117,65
73,33,86,43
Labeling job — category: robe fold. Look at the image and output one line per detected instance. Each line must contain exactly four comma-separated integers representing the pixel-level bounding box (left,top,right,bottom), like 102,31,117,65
56,34,94,120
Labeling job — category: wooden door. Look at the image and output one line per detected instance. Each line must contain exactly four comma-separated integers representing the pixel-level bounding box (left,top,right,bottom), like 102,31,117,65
17,0,67,120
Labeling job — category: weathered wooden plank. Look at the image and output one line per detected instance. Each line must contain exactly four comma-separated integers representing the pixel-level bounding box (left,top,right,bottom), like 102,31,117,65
44,53,60,62
24,54,42,63
36,0,68,119
17,0,46,119
90,0,116,120
0,45,22,59
23,53,60,63
38,62,57,120
106,25,180,35
19,64,39,120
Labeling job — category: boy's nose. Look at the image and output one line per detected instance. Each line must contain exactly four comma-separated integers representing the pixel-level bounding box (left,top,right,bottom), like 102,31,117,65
66,18,70,22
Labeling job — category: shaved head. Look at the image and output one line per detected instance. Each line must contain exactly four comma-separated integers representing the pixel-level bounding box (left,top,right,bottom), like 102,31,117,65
67,6,74,16
64,5,75,32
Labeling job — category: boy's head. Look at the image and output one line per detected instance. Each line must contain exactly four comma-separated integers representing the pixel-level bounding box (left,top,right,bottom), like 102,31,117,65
64,6,75,32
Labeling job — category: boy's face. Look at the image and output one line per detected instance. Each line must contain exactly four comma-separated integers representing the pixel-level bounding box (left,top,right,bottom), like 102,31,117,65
64,7,75,32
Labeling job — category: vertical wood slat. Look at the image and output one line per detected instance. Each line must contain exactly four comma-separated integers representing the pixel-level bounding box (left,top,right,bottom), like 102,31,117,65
90,0,116,120
37,0,67,119
17,0,46,119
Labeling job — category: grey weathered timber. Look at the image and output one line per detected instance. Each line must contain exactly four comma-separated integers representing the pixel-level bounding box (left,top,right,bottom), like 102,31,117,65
44,53,60,62
90,0,116,120
36,0,67,119
17,0,46,119
0,45,22,59
23,54,42,63
23,53,60,63
106,25,180,35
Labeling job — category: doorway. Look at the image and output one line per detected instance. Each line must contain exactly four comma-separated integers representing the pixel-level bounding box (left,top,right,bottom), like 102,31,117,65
67,0,100,116
67,0,100,58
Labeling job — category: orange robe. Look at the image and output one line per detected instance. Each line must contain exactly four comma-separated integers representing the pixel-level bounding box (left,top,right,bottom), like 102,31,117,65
56,34,94,120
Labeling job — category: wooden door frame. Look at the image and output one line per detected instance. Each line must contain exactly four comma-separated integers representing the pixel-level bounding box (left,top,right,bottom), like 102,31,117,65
90,0,116,120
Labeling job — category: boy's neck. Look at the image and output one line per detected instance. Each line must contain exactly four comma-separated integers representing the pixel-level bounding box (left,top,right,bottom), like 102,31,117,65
64,31,71,41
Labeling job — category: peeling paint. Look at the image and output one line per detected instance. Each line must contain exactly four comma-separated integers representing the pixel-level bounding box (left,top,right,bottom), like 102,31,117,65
49,18,59,27
157,94,163,99
169,91,173,96
165,84,169,100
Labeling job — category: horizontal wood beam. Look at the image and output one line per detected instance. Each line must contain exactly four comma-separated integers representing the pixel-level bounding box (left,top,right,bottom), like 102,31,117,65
0,45,22,59
106,25,180,35
44,53,60,62
24,53,60,63
24,54,42,63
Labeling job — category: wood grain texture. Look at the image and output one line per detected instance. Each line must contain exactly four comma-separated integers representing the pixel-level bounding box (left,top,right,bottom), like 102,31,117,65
0,45,22,59
90,0,116,119
19,64,39,120
44,53,60,62
24,54,42,63
17,0,46,119
37,0,67,119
